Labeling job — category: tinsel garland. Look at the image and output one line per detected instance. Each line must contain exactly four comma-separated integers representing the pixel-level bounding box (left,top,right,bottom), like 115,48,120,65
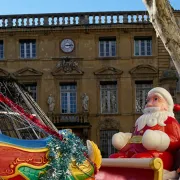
40,130,88,180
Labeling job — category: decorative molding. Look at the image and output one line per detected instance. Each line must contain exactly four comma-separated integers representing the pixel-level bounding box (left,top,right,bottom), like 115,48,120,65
0,68,10,77
129,64,158,77
13,67,43,77
52,57,84,76
98,118,120,130
94,67,123,76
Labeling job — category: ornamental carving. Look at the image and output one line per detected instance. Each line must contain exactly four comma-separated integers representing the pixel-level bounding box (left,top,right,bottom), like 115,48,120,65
98,118,120,130
94,67,123,76
56,57,80,73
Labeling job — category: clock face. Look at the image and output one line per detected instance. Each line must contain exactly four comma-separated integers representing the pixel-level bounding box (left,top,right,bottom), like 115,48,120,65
60,39,75,53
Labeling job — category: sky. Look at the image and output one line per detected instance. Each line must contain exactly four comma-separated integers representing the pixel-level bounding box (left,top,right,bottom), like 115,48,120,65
0,0,179,15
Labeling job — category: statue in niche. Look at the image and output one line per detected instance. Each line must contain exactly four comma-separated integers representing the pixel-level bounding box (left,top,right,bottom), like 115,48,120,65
82,93,89,112
47,94,55,112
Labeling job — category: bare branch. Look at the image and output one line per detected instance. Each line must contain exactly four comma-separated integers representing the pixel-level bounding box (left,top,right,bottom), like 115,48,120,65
143,0,180,74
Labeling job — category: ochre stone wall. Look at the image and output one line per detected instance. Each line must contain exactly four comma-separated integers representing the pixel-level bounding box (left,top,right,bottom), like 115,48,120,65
0,16,177,145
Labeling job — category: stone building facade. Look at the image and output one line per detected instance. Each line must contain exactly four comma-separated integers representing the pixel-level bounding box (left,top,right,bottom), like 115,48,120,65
0,10,180,157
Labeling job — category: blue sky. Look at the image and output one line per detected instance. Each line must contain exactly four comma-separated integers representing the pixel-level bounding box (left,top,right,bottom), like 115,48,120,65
0,0,179,15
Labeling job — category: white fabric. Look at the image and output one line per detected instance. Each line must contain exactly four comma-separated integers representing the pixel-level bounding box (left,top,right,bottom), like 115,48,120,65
142,130,170,151
163,170,179,180
112,132,132,150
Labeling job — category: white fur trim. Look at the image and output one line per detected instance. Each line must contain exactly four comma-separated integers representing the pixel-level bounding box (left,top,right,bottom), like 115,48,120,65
148,87,174,112
142,130,170,151
112,132,132,150
163,170,179,180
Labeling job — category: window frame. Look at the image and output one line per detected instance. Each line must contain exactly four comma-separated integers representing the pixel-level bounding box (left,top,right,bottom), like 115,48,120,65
60,84,77,114
134,37,152,56
100,129,118,158
19,39,36,59
135,81,153,113
100,81,118,114
99,37,116,57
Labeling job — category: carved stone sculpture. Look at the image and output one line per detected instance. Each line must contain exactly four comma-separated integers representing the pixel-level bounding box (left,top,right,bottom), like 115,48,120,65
82,93,89,112
47,94,55,112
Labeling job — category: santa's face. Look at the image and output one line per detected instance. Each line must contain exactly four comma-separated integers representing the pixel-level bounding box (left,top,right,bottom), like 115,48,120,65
145,93,168,111
135,93,174,131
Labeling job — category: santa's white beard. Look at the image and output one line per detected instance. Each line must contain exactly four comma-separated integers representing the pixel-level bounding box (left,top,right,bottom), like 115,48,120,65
135,107,174,131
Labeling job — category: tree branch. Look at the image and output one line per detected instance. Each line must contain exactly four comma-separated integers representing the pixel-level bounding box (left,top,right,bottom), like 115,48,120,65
143,0,180,74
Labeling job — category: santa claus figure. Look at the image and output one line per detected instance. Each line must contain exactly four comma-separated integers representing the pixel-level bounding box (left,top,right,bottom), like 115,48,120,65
110,87,180,170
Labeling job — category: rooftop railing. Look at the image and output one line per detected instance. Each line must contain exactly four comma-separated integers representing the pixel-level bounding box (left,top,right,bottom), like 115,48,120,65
0,11,150,28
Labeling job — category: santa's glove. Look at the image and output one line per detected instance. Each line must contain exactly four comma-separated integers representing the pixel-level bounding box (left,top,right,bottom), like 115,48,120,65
112,132,132,150
142,130,170,151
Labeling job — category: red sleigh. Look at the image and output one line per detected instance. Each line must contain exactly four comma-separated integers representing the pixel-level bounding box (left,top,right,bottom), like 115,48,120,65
96,158,163,180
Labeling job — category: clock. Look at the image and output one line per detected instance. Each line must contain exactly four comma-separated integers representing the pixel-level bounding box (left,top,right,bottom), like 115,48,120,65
60,39,75,53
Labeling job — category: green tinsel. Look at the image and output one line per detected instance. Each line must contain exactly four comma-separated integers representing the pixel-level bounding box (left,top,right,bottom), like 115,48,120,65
39,129,88,180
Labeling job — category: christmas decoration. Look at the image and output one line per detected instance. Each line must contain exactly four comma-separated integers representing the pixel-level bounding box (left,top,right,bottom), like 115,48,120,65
110,87,180,171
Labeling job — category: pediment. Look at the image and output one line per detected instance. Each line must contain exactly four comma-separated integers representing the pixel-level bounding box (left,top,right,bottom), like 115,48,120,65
94,67,123,76
0,68,9,77
13,67,43,77
129,65,158,75
52,68,84,76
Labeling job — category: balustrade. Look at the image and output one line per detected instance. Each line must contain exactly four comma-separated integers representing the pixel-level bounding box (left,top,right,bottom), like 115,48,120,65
0,11,150,28
47,113,88,124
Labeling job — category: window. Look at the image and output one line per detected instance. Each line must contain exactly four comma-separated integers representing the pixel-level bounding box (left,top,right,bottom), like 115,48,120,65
99,37,116,57
24,83,37,102
100,82,117,114
135,81,153,113
60,84,77,114
134,37,152,56
20,40,36,59
0,40,4,59
100,130,118,158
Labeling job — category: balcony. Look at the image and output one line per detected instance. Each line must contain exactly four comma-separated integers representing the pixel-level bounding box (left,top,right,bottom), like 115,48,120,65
0,11,150,28
47,113,89,126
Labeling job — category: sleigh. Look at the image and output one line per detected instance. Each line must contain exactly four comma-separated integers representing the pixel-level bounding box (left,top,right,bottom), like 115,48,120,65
0,79,100,180
0,78,178,180
0,134,49,180
96,158,163,180
0,133,98,180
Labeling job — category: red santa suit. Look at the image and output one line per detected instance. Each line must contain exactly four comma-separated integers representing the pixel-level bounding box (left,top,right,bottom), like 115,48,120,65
110,116,180,170
110,87,180,171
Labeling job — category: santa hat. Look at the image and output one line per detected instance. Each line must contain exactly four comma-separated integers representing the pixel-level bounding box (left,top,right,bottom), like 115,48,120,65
148,87,174,112
174,104,180,112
